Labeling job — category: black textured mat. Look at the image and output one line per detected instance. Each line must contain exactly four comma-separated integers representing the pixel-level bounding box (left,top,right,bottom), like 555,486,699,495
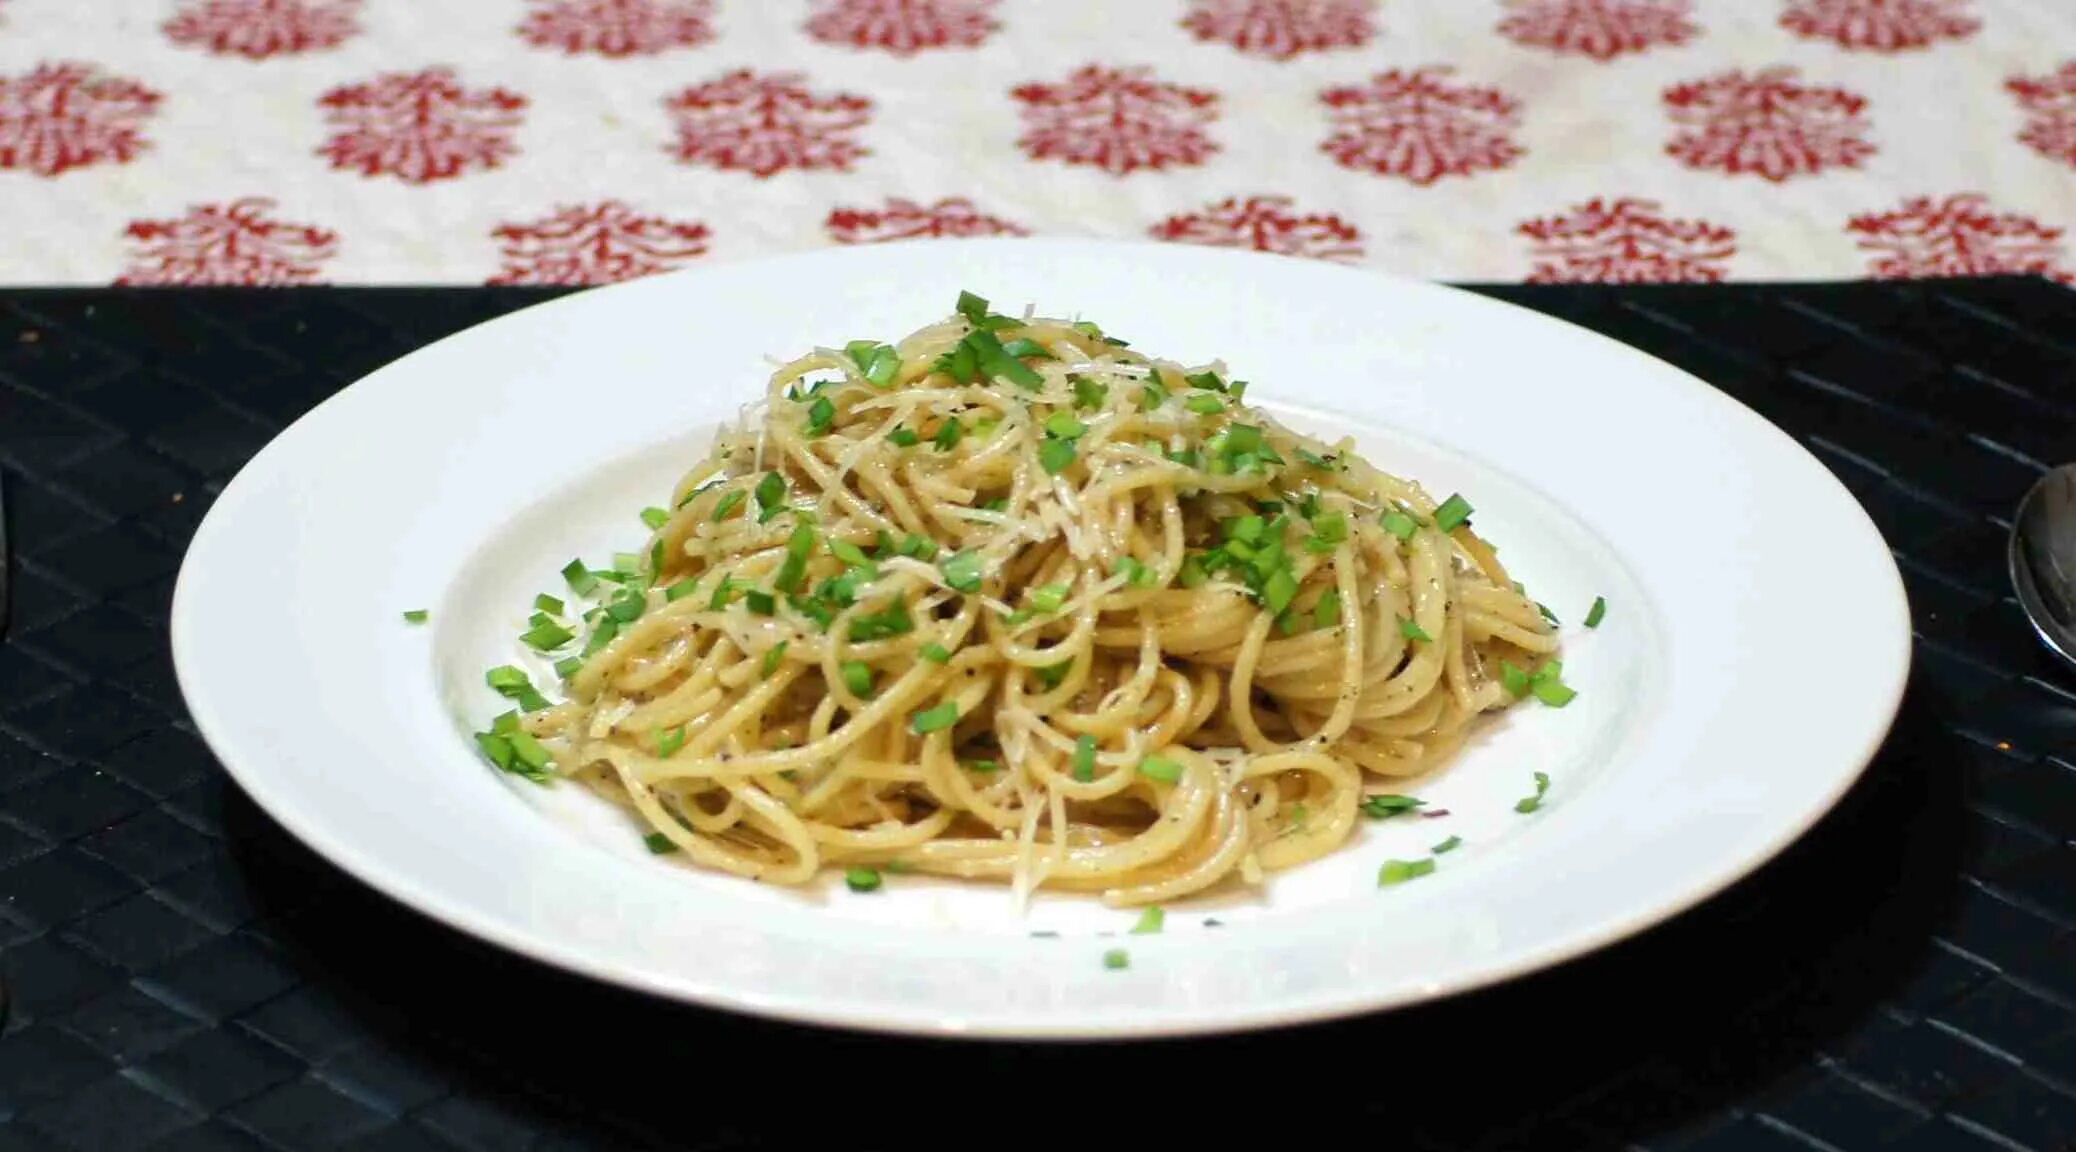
3,279,2075,1152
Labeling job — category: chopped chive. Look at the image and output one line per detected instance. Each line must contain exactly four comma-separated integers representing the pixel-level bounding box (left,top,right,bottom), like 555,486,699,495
1313,587,1341,629
1184,393,1224,415
534,594,565,616
865,346,901,388
1072,376,1108,409
1071,734,1096,781
1585,596,1607,629
1312,511,1348,545
644,832,678,854
912,700,960,735
841,661,874,697
490,710,521,736
1034,659,1072,689
1139,380,1169,411
507,730,552,773
521,619,575,651
1515,771,1552,813
887,426,920,447
806,395,836,437
761,641,788,678
607,588,647,623
562,559,599,596
1031,584,1070,613
707,581,737,611
1223,424,1263,454
940,550,983,593
1377,857,1437,886
1137,756,1182,784
1399,616,1432,643
898,534,938,561
829,538,873,569
934,416,964,452
1538,601,1560,626
1117,556,1156,588
786,520,816,560
665,578,700,602
475,731,514,769
956,290,990,321
1178,556,1209,587
848,600,914,642
1130,906,1165,935
921,642,952,664
1225,515,1265,545
754,472,787,522
980,497,1010,513
656,726,686,758
1001,338,1054,360
1359,794,1425,819
1044,411,1087,439
640,506,670,530
553,655,583,679
1039,437,1077,475
583,617,620,656
845,867,882,893
1296,448,1340,470
1532,677,1578,707
744,590,776,616
711,489,746,522
1499,660,1530,698
486,665,530,694
1434,494,1474,533
1184,370,1224,392
1433,835,1463,854
1381,510,1418,541
403,609,429,624
967,759,1000,774
1103,948,1129,971
1262,568,1299,615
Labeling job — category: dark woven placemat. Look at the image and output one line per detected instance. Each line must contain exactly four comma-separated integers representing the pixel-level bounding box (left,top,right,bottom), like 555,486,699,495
3,279,2074,1152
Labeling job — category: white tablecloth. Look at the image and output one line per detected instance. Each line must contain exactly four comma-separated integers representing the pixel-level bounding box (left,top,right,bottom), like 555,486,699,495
1,0,2070,285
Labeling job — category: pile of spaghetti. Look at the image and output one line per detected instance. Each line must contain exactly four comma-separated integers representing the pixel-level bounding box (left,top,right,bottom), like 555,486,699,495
478,292,1564,907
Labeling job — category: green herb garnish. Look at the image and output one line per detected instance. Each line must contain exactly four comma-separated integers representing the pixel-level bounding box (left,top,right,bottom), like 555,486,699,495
1071,734,1096,781
1515,771,1552,813
912,700,960,735
1377,857,1437,886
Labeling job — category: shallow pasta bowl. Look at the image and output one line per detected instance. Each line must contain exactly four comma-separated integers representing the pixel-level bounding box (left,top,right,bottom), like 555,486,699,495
171,239,1910,1039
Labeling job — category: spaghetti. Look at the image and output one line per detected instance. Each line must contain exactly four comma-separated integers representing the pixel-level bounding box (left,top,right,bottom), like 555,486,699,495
476,292,1564,907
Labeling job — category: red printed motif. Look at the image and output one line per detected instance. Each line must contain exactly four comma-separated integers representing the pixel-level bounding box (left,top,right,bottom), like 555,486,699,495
1663,67,1874,181
516,0,714,58
2008,61,2076,171
664,70,873,177
1012,66,1220,176
826,197,1028,244
1779,0,1978,52
804,0,999,55
317,68,526,184
1517,197,1736,283
488,201,709,286
1179,0,1377,61
1150,195,1364,262
0,62,162,177
117,198,338,286
163,0,361,59
1319,67,1522,185
1848,194,2070,282
1496,0,1697,61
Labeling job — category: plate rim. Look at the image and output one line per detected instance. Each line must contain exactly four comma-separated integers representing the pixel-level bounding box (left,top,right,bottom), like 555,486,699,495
170,238,1912,1040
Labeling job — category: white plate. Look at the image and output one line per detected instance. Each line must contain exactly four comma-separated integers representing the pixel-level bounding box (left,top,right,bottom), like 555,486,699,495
171,239,1909,1039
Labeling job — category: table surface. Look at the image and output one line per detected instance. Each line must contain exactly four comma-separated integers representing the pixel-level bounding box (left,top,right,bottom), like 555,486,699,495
0,1,2073,288
3,277,2076,1152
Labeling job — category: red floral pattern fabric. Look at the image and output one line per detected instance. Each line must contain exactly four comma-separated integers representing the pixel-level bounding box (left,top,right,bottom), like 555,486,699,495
117,198,338,285
0,4,2065,285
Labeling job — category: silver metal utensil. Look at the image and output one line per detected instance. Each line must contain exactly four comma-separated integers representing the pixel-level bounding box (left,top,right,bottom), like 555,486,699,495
2010,463,2076,674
